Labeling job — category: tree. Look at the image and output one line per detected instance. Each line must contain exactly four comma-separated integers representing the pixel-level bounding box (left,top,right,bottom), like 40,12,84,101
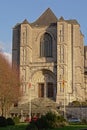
0,53,21,117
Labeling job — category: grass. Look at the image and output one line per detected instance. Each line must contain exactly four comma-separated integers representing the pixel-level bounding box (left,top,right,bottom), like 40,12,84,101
0,124,87,130
0,123,27,130
53,125,87,130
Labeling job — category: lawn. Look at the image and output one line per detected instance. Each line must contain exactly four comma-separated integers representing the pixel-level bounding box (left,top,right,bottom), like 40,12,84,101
0,123,27,130
0,124,87,130
55,125,87,130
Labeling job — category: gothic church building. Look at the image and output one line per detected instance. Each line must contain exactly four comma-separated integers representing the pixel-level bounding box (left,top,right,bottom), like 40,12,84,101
12,8,87,106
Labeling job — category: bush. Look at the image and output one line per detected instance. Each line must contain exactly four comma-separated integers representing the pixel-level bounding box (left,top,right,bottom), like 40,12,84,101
45,112,58,128
81,119,87,124
70,101,80,106
45,112,66,128
0,116,7,127
57,115,66,122
35,115,49,129
33,112,67,129
6,117,15,126
26,111,67,130
13,116,20,124
26,122,38,130
46,111,58,122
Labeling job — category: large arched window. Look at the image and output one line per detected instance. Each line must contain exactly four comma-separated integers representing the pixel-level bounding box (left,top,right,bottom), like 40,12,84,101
40,33,52,57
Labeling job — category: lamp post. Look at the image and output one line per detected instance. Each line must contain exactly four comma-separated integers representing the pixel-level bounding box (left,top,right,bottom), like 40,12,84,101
64,87,66,119
28,82,31,121
62,79,66,119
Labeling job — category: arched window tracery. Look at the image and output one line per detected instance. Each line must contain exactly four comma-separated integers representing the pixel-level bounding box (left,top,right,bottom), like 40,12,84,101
40,33,53,57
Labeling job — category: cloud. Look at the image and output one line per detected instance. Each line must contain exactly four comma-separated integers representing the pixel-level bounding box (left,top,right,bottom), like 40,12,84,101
0,41,12,64
0,42,4,51
0,41,12,53
0,41,5,50
3,52,12,64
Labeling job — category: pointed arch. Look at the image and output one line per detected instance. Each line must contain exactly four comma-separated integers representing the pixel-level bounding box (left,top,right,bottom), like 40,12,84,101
40,33,53,57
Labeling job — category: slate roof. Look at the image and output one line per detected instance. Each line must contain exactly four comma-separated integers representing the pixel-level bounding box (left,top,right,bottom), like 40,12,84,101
66,19,79,25
31,8,58,26
13,8,80,28
22,19,30,24
59,16,64,21
59,16,79,25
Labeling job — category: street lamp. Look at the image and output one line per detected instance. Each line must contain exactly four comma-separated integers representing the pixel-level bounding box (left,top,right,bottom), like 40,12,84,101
62,79,66,119
28,82,31,121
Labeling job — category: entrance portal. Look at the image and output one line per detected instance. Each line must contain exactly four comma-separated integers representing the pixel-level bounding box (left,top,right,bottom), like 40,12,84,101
38,82,54,98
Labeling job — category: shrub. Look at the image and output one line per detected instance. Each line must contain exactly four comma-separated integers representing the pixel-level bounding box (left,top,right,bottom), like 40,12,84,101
35,115,49,129
13,116,20,124
57,115,66,122
26,122,38,130
81,119,87,124
26,111,67,130
81,101,87,106
0,116,7,127
45,112,66,128
45,112,58,128
37,112,66,129
6,117,15,126
70,101,80,106
46,111,58,122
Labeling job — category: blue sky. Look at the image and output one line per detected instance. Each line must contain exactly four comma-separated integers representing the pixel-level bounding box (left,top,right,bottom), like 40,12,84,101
0,0,87,54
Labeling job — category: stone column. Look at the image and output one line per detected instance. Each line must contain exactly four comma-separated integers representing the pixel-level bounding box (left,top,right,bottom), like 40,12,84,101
44,74,47,98
44,82,47,98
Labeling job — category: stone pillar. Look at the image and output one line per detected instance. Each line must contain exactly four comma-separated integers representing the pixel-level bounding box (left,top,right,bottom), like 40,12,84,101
44,82,47,98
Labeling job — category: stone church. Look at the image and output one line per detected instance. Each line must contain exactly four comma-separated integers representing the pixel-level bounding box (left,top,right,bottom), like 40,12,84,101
12,8,87,106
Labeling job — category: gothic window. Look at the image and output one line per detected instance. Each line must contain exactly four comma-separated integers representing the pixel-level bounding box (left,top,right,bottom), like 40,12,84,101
23,32,25,45
60,66,64,76
59,66,64,80
40,33,52,57
59,24,64,42
59,82,64,92
22,47,27,65
60,45,64,63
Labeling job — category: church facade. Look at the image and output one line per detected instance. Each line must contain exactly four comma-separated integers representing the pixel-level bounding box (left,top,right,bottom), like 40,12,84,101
12,8,87,106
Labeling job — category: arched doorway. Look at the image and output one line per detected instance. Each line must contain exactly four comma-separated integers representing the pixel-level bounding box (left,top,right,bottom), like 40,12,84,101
38,82,54,98
32,69,56,100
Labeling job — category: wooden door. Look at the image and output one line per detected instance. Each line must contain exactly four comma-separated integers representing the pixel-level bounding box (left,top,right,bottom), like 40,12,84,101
38,83,44,97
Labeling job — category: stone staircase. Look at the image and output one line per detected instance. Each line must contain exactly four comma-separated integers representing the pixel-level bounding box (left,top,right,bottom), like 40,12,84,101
10,98,60,116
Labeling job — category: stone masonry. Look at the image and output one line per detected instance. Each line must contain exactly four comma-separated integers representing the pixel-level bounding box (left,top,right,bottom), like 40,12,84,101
12,8,86,106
